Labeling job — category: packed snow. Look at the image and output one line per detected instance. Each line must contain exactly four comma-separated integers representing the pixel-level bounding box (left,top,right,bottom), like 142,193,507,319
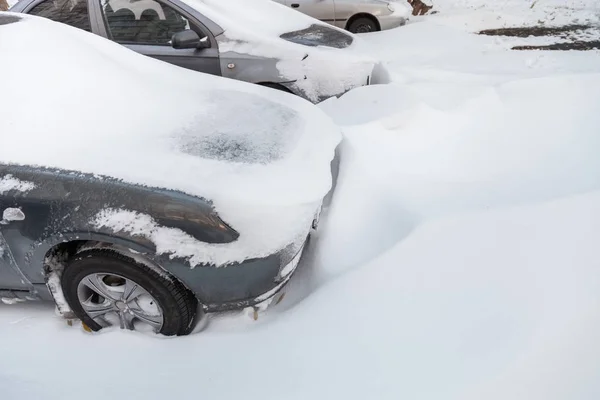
2,0,600,399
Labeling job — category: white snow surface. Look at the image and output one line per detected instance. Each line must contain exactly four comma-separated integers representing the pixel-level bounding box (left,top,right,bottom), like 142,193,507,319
2,1,600,399
182,0,318,37
0,14,340,264
0,175,35,194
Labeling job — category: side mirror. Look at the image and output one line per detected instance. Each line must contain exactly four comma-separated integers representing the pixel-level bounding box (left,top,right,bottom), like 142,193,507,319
171,30,210,50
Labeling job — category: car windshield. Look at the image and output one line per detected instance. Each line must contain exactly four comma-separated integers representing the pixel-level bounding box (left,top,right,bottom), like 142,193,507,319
280,24,353,49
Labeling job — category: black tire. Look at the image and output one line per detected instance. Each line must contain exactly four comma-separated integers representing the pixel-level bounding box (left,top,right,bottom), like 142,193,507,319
347,17,379,34
61,249,198,336
258,82,293,94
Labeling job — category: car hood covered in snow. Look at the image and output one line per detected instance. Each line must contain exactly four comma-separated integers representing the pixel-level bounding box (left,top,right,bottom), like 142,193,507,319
0,14,341,263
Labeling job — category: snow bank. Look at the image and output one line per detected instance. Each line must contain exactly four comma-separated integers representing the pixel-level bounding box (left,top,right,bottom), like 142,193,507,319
2,190,600,399
0,14,340,264
322,74,600,219
315,16,600,281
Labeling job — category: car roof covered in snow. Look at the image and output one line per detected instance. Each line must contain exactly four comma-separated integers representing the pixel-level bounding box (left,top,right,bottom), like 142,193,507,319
180,0,328,37
0,14,341,209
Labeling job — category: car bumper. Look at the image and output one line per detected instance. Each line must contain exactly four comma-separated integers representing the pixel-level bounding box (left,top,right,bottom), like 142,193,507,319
202,240,306,312
378,14,408,31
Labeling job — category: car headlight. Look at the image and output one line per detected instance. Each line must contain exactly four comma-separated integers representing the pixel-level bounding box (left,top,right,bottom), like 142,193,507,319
387,3,395,12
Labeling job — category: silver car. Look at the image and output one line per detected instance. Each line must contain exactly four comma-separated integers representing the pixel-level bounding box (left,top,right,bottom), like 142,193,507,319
11,0,377,102
274,0,409,33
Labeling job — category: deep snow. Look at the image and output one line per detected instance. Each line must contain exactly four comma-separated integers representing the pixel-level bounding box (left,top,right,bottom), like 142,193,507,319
2,0,600,399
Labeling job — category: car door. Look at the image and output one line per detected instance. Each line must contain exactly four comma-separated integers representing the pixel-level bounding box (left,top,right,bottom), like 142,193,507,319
95,0,221,75
284,0,336,24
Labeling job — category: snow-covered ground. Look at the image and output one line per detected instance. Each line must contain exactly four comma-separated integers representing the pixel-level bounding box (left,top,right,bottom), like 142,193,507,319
2,1,600,399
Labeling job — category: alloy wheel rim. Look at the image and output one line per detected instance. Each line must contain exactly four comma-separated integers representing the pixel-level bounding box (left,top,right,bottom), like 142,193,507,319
355,24,373,33
76,273,164,333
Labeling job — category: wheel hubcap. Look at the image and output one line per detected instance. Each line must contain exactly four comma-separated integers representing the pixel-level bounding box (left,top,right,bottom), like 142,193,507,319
355,24,373,33
76,273,164,333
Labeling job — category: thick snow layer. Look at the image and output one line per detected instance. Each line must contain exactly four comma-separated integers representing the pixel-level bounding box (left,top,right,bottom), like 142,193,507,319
0,14,340,264
2,1,600,399
182,0,317,37
181,0,377,101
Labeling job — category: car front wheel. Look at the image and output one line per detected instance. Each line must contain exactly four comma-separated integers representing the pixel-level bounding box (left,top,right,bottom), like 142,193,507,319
348,17,379,33
61,249,198,336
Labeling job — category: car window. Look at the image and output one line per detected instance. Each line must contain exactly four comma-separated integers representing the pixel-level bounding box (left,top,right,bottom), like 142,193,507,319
100,0,195,45
28,0,91,32
280,24,353,49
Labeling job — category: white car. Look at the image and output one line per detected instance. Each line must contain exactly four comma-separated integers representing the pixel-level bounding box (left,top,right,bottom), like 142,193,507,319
274,0,411,33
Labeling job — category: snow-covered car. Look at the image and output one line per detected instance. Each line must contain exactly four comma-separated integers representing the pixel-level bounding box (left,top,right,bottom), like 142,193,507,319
9,0,378,103
0,14,341,335
274,0,410,33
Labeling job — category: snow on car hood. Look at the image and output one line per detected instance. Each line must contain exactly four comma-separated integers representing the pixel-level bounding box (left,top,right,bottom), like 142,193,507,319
181,0,378,102
0,15,341,262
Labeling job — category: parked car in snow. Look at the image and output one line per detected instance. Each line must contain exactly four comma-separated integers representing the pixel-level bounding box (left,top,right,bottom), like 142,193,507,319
274,0,410,33
10,0,378,103
0,14,341,335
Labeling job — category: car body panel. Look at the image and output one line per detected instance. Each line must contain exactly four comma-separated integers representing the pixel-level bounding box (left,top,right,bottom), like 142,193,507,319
0,165,307,309
280,0,335,23
0,232,29,290
218,51,287,87
334,0,393,23
274,0,408,31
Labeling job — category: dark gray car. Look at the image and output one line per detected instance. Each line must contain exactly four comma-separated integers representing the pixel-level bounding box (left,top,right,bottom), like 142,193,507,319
10,0,377,102
0,166,307,334
0,14,341,336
